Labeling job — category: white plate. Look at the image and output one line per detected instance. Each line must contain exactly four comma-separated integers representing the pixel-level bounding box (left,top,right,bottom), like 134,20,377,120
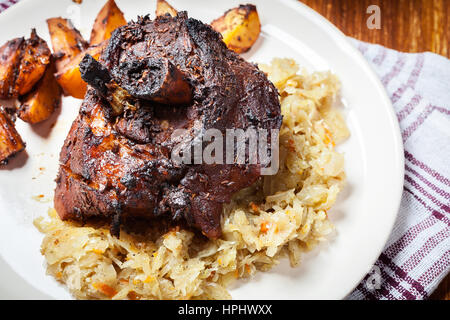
0,0,404,300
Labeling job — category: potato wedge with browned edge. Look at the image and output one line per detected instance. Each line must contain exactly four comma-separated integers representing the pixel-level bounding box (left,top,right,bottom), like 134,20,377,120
18,59,61,124
0,37,24,99
90,0,127,46
11,29,51,97
211,4,261,54
0,29,51,99
47,17,88,70
55,42,106,99
0,107,26,165
155,0,177,17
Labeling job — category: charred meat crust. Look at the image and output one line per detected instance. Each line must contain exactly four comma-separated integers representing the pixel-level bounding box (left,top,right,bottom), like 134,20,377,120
79,52,192,113
55,12,282,238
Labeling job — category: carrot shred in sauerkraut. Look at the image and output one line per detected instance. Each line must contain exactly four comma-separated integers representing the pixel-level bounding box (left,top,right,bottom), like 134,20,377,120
92,283,117,298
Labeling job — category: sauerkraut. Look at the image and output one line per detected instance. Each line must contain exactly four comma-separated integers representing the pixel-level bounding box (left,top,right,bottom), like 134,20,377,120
35,58,349,300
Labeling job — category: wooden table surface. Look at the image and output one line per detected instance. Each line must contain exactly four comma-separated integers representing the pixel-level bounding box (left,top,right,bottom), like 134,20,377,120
299,0,449,57
297,0,449,300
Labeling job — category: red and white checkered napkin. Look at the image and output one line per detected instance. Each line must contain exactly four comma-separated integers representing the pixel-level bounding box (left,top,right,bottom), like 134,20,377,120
1,0,449,300
346,39,450,300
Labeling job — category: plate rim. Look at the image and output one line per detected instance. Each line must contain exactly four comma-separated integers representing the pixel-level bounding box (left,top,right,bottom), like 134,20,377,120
284,0,405,298
281,0,405,296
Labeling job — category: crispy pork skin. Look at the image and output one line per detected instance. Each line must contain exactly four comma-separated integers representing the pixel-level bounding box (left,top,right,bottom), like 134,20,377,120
54,12,281,238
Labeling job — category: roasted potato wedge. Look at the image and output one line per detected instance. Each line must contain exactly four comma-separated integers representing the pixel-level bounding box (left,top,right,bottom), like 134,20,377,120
47,17,88,69
211,4,261,54
0,107,26,165
11,29,51,97
55,42,106,99
90,0,127,45
0,37,24,99
0,30,51,99
155,0,177,17
18,59,61,124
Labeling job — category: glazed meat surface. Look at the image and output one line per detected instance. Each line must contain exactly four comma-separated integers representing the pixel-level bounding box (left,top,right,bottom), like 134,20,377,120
54,12,282,238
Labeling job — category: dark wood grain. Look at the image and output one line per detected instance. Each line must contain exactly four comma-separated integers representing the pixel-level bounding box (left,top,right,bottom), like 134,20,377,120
430,274,450,300
299,0,449,57
297,0,449,300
